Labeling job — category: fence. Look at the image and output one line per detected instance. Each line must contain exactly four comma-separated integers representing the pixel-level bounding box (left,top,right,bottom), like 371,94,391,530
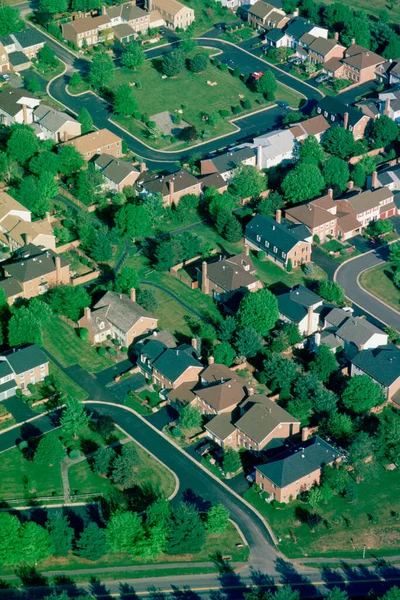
348,147,384,165
60,188,97,212
72,270,101,286
55,239,81,254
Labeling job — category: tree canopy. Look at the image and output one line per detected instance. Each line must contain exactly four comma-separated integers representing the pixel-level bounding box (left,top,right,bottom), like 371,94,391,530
237,289,278,335
282,163,325,204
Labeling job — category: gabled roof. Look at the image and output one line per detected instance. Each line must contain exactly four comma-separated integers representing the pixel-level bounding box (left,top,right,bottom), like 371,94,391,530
289,115,330,139
0,190,30,222
205,413,236,441
9,51,31,67
235,394,299,444
206,253,258,292
68,129,121,154
285,194,336,229
4,344,48,374
152,344,202,383
248,1,276,18
245,214,308,254
200,172,227,191
141,169,199,196
266,28,285,41
277,284,322,324
92,291,155,333
285,17,314,40
309,37,344,57
341,187,393,215
324,307,349,328
34,104,78,133
0,89,38,117
209,147,255,174
336,316,386,346
256,435,342,487
107,2,148,20
4,244,69,283
317,97,366,128
352,345,400,387
63,15,111,34
343,45,384,70
195,363,247,412
94,155,138,185
12,28,45,48
150,0,192,17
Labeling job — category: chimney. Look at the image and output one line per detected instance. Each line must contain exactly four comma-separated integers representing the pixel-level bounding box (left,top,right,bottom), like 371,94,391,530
84,306,91,319
22,104,29,125
257,145,263,169
293,7,299,16
372,170,378,189
55,256,61,283
334,31,339,41
45,211,51,223
245,245,250,256
208,355,214,365
130,287,136,302
202,260,209,295
328,188,333,198
191,337,197,350
168,180,175,204
301,427,309,442
307,305,314,336
384,98,391,117
314,331,321,347
140,161,146,173
247,386,254,396
343,112,349,130
23,233,32,245
102,4,107,13
276,209,282,224
351,38,355,45
348,180,354,190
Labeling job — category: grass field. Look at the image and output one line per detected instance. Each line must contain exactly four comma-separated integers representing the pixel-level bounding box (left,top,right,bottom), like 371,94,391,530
252,255,327,292
245,466,400,558
320,0,400,25
42,316,113,373
359,262,400,311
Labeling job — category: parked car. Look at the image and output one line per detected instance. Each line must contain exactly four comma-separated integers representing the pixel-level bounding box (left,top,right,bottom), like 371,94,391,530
315,73,330,84
288,56,301,65
195,440,213,456
277,101,290,109
251,71,264,80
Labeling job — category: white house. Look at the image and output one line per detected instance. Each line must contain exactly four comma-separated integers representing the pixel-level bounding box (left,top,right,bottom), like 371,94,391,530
0,89,40,127
238,129,296,169
378,89,400,123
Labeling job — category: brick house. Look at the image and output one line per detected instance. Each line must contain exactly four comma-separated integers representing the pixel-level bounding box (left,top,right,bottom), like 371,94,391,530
0,244,70,305
138,170,201,207
277,285,324,336
285,190,338,243
324,43,385,85
105,2,150,38
336,186,396,230
66,129,123,161
351,345,400,405
289,115,330,142
256,436,342,503
0,344,49,401
245,213,312,269
200,148,256,183
62,15,113,48
301,34,345,65
147,0,194,30
316,97,370,140
78,289,158,347
247,1,287,30
33,104,81,143
94,155,140,193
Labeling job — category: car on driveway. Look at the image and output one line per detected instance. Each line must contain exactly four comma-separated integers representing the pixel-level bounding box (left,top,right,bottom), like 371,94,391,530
277,100,289,109
315,73,330,84
288,56,301,65
195,440,213,456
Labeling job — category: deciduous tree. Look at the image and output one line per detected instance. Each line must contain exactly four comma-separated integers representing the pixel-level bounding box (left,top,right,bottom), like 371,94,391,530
107,510,144,555
78,108,93,134
323,127,355,159
47,285,91,322
93,446,116,477
234,327,262,359
317,280,345,305
112,445,139,489
189,53,208,72
342,375,386,413
113,83,138,116
256,71,278,99
309,345,338,383
7,126,39,165
180,404,202,430
0,5,23,35
322,157,350,193
162,49,185,77
115,266,139,294
232,164,266,199
58,145,85,177
282,163,325,204
237,288,278,335
168,502,205,555
116,204,151,238
121,42,145,70
214,341,236,366
89,52,114,89
299,135,325,166
372,114,399,147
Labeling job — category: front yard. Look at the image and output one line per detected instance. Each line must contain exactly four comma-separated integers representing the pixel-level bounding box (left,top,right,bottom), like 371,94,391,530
359,262,400,311
252,255,327,291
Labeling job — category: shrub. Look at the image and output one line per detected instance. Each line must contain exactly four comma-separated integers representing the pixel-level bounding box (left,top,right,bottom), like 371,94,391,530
97,347,107,356
313,234,320,244
111,338,119,346
233,66,241,77
27,383,36,393
69,449,81,460
172,426,182,437
232,105,241,114
147,120,156,129
340,247,348,256
121,346,128,353
18,440,28,451
79,327,89,342
302,263,314,276
219,63,228,70
136,82,142,89
15,389,23,397
286,258,293,272
181,103,187,110
107,347,117,356
219,109,230,117
242,99,251,109
133,111,141,120
258,250,266,260
80,257,89,266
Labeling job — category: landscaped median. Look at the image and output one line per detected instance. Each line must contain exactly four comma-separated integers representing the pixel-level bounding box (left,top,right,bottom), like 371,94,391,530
359,261,400,312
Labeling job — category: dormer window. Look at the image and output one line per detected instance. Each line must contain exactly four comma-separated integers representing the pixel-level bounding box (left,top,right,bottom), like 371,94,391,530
99,321,105,330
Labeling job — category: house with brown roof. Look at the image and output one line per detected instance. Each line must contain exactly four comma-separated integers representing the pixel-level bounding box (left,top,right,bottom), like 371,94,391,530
138,169,201,207
289,115,330,142
247,1,287,30
284,190,338,243
299,34,345,65
0,244,70,305
78,288,158,347
65,129,123,161
336,186,395,233
62,15,113,48
323,42,385,84
147,0,194,30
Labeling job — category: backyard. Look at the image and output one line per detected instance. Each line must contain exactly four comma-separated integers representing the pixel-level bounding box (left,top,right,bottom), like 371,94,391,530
244,467,400,558
252,254,327,292
359,262,400,311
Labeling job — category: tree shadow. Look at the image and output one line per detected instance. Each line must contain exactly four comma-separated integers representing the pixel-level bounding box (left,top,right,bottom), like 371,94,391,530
182,488,211,512
119,583,140,600
19,422,42,441
62,506,85,537
53,574,87,597
320,566,345,590
89,576,113,600
171,585,203,600
274,557,318,598
249,567,275,587
15,565,50,599
213,554,245,600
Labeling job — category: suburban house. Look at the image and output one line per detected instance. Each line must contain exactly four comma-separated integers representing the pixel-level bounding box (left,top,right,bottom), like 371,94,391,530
66,129,123,161
137,337,203,390
198,249,263,302
206,394,300,451
368,166,400,192
323,43,385,84
149,10,166,28
62,15,113,48
78,289,158,347
255,435,342,503
200,148,256,183
284,190,338,243
289,114,330,142
376,58,400,86
169,362,248,416
33,105,81,142
200,172,228,194
238,129,296,169
335,186,396,230
0,89,40,126
316,97,370,140
378,89,400,122
0,344,49,401
245,212,312,269
298,33,345,65
0,28,45,70
265,17,328,50
138,170,201,207
277,285,323,336
147,0,195,30
104,2,150,39
351,345,400,405
94,155,140,193
247,1,288,30
0,43,10,74
0,191,55,252
0,244,70,305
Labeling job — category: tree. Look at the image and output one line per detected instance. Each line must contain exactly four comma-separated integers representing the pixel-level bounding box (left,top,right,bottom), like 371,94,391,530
223,215,242,243
325,588,349,600
299,135,325,165
189,53,208,72
325,411,354,440
234,327,262,359
180,404,202,430
107,510,144,555
237,289,278,335
0,513,22,566
232,165,266,199
312,386,338,417
58,145,85,177
76,522,107,561
323,127,355,159
18,174,52,218
74,163,103,204
287,395,313,426
69,72,82,88
214,341,236,366
46,511,74,557
370,219,394,237
121,42,144,70
115,267,139,294
88,52,114,89
376,409,400,464
20,522,52,564
113,83,138,116
30,150,59,177
0,5,23,35
71,0,102,12
146,497,172,529
179,125,198,142
352,162,367,188
162,49,185,77
38,0,68,13
7,126,39,165
264,355,298,392
206,504,230,535
168,503,205,555
372,114,399,147
27,77,41,94
137,289,158,312
308,486,323,510
317,280,345,305
390,242,400,265
143,193,164,221
348,431,376,481
218,316,237,343
112,444,139,489
93,446,116,477
8,307,43,347
116,203,151,238
257,190,284,218
61,397,90,440
322,157,350,193
309,345,338,383
35,434,65,466
282,163,325,204
256,71,278,100
87,225,113,262
342,375,386,413
47,285,91,322
78,108,93,134
39,44,57,67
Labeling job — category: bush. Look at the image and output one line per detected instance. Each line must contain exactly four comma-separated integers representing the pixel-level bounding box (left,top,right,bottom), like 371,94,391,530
219,109,230,117
147,120,156,129
120,346,128,353
79,327,89,342
107,347,117,356
219,63,228,71
15,389,23,397
18,440,28,451
133,111,141,120
27,383,36,393
172,426,182,437
232,105,241,114
136,82,142,89
258,250,266,260
111,338,119,346
313,234,321,244
69,449,81,460
233,66,241,77
97,347,107,356
242,99,251,109
272,500,286,509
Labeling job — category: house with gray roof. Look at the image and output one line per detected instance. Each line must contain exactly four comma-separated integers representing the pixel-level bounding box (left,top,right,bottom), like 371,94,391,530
33,105,81,142
0,89,40,126
0,344,49,401
138,169,202,207
78,289,158,347
238,129,296,170
368,165,400,194
351,345,400,405
11,29,45,58
94,155,139,193
200,147,256,183
277,284,323,336
256,435,342,503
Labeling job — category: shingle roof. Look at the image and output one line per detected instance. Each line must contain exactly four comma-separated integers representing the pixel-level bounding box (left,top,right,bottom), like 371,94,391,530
277,284,322,324
206,253,258,292
94,155,138,185
309,37,343,57
4,344,48,374
194,369,247,412
248,0,275,18
92,291,155,334
0,277,23,299
285,17,314,40
285,194,336,229
324,307,349,328
235,395,299,444
266,28,285,41
12,28,45,48
343,45,384,70
152,345,202,383
107,2,148,20
68,129,121,154
336,316,386,346
150,0,192,17
351,345,400,387
141,170,199,197
0,35,14,47
112,23,136,39
289,115,330,139
0,360,13,379
200,172,227,191
318,97,365,128
4,245,69,283
0,89,38,117
342,187,393,215
210,148,255,174
34,104,78,133
63,15,111,34
256,435,342,487
245,214,307,254
9,51,31,67
205,413,236,440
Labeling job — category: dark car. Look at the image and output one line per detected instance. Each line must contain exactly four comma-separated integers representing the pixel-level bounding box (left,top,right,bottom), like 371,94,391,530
195,440,213,456
277,101,290,109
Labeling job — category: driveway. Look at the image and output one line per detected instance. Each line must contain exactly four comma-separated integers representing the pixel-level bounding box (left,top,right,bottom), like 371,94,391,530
2,396,36,422
110,373,147,403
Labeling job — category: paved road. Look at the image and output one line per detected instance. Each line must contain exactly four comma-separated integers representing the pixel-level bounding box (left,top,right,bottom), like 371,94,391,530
335,246,400,331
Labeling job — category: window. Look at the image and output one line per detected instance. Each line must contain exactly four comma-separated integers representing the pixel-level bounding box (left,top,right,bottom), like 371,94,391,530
273,246,277,253
282,252,286,259
330,115,335,121
256,235,261,242
265,241,269,248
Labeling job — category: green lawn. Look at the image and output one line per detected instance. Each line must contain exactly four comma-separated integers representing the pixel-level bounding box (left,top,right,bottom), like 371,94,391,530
319,0,400,25
322,240,345,253
32,57,65,81
42,316,113,373
245,466,400,558
68,79,91,95
252,255,327,292
61,250,90,276
49,360,88,401
359,262,400,311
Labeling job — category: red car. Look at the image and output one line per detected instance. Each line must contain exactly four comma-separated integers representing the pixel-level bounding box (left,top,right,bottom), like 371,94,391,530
251,71,264,80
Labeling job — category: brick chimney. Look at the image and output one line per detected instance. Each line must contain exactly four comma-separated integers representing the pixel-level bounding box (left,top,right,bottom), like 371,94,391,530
371,170,378,189
334,31,339,41
130,288,136,302
208,355,214,365
140,161,146,173
102,4,107,13
343,112,349,130
276,209,282,224
84,306,91,319
307,306,314,336
348,180,354,190
244,244,250,256
168,180,175,204
22,104,29,125
202,260,209,295
55,256,61,283
328,188,333,198
191,337,197,350
384,98,391,117
45,211,51,223
351,38,355,45
301,427,309,442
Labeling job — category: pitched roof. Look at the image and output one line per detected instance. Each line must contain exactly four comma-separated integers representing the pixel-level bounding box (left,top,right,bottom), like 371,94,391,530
343,45,384,70
248,1,276,18
209,147,255,174
289,115,330,139
205,413,236,440
323,56,344,73
352,345,400,387
0,190,30,222
12,28,45,48
150,0,192,16
324,307,349,328
68,129,121,155
235,395,299,444
112,23,136,39
245,214,307,254
256,435,342,487
266,28,285,41
0,276,23,299
152,344,202,383
336,316,386,346
200,172,227,191
141,169,199,196
64,15,111,34
195,364,247,412
285,17,315,40
92,291,155,333
251,129,295,160
94,155,138,184
4,244,69,283
9,51,31,67
285,194,336,229
0,89,38,117
0,215,53,247
34,104,78,133
309,37,344,57
318,96,365,127
107,2,147,20
4,344,48,374
341,187,393,215
277,284,322,324
206,253,258,292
